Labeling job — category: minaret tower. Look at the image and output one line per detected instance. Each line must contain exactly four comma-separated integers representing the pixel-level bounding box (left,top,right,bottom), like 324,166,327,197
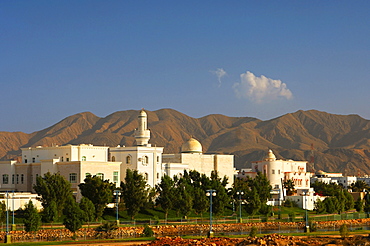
134,109,151,146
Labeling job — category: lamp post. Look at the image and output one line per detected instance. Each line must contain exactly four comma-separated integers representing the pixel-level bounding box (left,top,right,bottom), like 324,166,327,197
304,192,309,233
206,189,216,238
236,191,244,223
114,190,121,226
5,191,11,243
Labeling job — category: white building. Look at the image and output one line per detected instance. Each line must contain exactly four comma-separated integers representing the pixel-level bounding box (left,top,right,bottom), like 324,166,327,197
240,149,315,209
162,137,236,187
0,109,235,203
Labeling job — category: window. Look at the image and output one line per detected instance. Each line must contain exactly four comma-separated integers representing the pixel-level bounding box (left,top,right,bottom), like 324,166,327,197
82,156,86,161
144,173,148,180
69,173,77,183
25,159,27,163
157,156,160,163
278,170,281,174
85,173,91,178
113,171,119,183
21,174,24,184
126,155,131,164
66,158,70,161
2,174,8,184
61,157,64,162
12,174,14,184
157,173,159,179
96,173,104,180
16,174,19,184
272,169,275,174
112,156,116,162
142,156,149,165
32,158,35,163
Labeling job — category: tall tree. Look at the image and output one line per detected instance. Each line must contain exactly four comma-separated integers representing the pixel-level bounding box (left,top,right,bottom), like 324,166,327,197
210,171,230,216
79,175,115,220
23,201,41,232
79,197,96,223
63,197,84,234
33,172,73,219
156,175,175,220
121,169,148,219
0,201,6,224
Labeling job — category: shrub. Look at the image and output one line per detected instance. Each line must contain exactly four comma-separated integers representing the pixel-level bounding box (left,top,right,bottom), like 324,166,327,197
339,224,349,238
142,224,154,237
249,226,258,237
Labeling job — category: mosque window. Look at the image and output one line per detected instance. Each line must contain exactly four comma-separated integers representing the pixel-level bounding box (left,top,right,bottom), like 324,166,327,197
126,155,131,164
144,173,148,180
157,156,159,163
16,174,19,184
69,173,77,183
157,173,159,179
21,174,24,184
66,158,70,161
112,156,116,162
2,174,8,184
61,157,64,162
32,158,35,163
82,156,86,161
12,175,14,184
25,159,28,163
272,169,275,174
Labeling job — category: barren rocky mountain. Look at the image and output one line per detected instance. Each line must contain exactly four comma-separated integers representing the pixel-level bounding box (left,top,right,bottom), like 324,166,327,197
1,109,370,175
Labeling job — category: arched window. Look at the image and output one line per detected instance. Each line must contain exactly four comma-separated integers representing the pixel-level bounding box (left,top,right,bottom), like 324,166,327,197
111,156,116,162
142,156,149,165
144,173,149,180
126,155,131,164
2,174,8,184
82,156,86,161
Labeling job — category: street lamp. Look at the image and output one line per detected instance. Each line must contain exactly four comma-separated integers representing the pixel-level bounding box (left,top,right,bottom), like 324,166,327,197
114,190,121,226
303,192,309,233
236,191,244,223
206,189,216,238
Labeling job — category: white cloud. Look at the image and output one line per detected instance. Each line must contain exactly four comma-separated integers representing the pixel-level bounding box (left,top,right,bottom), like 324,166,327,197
233,71,293,103
211,68,227,87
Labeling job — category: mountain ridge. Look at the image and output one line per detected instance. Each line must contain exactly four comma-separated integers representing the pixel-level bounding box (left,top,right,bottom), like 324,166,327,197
1,109,369,175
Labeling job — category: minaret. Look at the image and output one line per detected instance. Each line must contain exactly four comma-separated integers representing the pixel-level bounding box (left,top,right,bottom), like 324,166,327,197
134,109,150,146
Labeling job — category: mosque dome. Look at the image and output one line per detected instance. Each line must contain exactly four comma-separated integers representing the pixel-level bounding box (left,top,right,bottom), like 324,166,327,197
181,137,202,153
139,109,147,117
265,149,276,161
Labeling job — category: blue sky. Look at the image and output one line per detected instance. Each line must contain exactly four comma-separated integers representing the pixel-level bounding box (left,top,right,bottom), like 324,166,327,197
1,1,369,133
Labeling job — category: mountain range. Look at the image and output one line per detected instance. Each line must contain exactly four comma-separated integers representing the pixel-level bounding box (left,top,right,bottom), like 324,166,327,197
1,109,370,175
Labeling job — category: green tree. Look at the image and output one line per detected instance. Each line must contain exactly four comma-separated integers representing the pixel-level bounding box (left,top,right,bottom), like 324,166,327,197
156,175,175,220
0,201,6,224
121,169,148,219
192,187,209,217
173,177,193,217
245,186,261,215
349,180,370,192
343,189,354,211
355,197,364,212
33,172,73,220
210,171,229,216
79,175,115,220
314,198,326,214
42,200,58,223
63,197,84,234
23,201,41,232
79,197,96,223
323,197,336,214
253,172,272,202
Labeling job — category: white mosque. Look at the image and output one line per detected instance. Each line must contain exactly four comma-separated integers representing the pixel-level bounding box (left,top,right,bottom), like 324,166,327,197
0,109,236,208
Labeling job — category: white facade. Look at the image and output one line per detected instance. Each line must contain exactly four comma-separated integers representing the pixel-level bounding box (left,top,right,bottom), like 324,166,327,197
0,109,235,203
